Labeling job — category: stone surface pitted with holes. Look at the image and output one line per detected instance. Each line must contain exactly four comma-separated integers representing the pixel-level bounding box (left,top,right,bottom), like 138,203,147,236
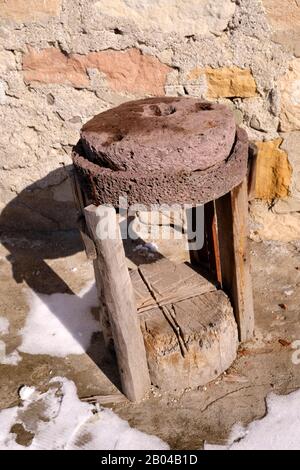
80,97,236,172
73,97,248,206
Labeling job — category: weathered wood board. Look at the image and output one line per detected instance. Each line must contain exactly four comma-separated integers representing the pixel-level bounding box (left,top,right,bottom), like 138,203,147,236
84,204,151,402
130,258,216,313
215,179,254,341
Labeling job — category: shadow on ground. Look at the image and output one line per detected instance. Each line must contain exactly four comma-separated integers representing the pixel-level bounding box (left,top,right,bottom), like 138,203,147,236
0,166,121,391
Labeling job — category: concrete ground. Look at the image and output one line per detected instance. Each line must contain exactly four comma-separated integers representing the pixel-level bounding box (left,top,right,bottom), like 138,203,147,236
0,230,300,449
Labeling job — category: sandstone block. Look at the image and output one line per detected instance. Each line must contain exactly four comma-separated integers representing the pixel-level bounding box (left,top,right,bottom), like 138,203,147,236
255,139,292,200
188,67,257,98
262,0,300,56
0,0,61,22
76,48,171,96
23,47,88,88
279,59,300,132
23,47,170,95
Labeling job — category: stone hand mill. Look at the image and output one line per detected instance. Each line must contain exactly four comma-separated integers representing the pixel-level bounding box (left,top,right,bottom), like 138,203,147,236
71,97,254,402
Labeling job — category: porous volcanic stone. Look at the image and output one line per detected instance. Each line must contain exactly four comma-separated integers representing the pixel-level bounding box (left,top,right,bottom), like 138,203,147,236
81,97,236,172
73,97,249,206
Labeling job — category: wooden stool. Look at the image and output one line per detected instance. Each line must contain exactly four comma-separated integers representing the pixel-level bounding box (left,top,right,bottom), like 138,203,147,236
71,97,254,402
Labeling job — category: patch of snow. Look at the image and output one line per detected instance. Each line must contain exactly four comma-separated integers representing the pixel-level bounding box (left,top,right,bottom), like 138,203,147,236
133,242,158,256
0,407,22,449
144,242,158,253
0,316,9,335
0,340,21,365
67,407,169,450
0,377,168,450
18,386,36,401
205,389,300,450
19,282,99,357
133,244,143,251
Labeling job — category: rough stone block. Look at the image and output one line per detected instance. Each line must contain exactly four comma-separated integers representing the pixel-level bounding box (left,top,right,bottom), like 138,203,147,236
0,50,16,73
281,132,300,200
279,59,300,132
0,0,61,22
23,47,170,95
23,47,88,88
262,0,300,57
188,67,257,98
250,200,300,242
95,0,236,36
255,139,291,200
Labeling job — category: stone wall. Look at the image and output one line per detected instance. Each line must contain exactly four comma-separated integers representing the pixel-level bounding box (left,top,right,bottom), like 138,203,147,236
0,0,299,240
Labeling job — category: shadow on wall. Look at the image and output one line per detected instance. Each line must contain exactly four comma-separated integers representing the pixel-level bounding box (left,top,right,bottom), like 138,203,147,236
0,165,122,391
0,165,81,295
1,165,78,236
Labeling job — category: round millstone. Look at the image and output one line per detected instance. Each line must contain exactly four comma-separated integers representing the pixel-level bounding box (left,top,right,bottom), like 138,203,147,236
73,97,249,206
80,97,236,173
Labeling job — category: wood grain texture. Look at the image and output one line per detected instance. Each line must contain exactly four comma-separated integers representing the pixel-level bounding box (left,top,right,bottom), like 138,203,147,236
188,202,222,284
68,168,97,260
131,258,216,312
84,204,151,402
215,178,254,341
140,290,238,391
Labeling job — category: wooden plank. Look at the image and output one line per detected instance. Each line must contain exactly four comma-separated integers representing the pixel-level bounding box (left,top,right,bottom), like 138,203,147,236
132,258,216,312
81,393,127,405
215,178,254,341
188,202,222,285
198,202,222,282
84,204,151,402
130,269,154,312
79,218,97,260
186,205,203,266
68,168,97,260
93,260,113,349
205,201,222,284
247,142,258,200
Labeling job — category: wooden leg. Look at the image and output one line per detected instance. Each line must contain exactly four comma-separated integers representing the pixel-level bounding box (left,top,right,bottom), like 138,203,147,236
84,204,151,402
92,261,113,350
215,178,254,342
69,168,114,348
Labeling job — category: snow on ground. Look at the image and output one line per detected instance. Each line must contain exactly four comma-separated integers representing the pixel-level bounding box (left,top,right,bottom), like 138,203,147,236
0,340,21,365
0,377,169,450
0,317,9,335
0,316,21,365
2,280,300,449
205,388,300,450
0,282,99,363
0,282,99,362
0,282,169,450
19,282,99,356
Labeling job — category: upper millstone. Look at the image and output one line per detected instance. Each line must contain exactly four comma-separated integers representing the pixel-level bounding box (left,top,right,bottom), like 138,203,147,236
73,96,248,206
80,97,236,173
